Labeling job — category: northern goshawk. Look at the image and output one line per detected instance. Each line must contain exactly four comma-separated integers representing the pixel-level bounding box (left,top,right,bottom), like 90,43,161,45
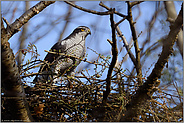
33,26,91,84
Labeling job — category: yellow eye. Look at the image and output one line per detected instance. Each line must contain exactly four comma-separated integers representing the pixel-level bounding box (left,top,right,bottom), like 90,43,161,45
81,29,85,31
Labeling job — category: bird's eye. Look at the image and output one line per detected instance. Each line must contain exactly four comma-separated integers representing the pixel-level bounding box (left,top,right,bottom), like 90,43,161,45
81,29,85,32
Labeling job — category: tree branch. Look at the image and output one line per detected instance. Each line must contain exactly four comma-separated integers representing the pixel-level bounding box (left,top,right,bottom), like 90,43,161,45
115,25,137,68
103,11,118,104
127,1,142,85
119,4,183,121
129,1,144,8
64,1,114,15
4,1,55,40
99,1,142,84
164,1,183,57
99,1,126,17
17,1,29,70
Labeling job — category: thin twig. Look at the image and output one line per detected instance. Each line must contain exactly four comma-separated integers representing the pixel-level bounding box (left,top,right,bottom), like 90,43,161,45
99,2,126,17
115,17,126,27
2,17,11,27
44,50,103,66
64,1,114,15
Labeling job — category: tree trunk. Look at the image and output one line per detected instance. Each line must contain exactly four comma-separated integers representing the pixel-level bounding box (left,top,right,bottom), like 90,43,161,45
1,1,55,121
1,22,33,122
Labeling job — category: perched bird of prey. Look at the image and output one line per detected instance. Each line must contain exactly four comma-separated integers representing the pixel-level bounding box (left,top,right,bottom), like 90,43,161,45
33,26,91,84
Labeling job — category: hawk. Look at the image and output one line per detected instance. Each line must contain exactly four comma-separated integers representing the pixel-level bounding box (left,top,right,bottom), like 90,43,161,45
33,26,91,84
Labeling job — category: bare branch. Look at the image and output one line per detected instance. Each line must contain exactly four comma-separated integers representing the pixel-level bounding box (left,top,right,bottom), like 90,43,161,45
3,1,55,40
127,1,142,85
99,1,139,82
164,1,183,57
129,1,144,8
64,1,114,15
99,2,126,17
114,17,126,27
120,4,183,121
115,26,137,67
44,50,103,66
17,1,30,70
2,17,11,27
103,12,118,104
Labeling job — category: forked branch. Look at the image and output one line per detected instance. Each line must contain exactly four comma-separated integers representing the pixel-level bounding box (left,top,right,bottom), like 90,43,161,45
103,11,118,104
119,4,183,121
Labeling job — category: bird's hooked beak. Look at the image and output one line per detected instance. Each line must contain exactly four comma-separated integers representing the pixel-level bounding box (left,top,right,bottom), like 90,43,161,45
87,29,91,35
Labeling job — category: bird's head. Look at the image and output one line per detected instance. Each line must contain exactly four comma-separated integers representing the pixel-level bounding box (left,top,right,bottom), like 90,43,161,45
73,26,91,38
